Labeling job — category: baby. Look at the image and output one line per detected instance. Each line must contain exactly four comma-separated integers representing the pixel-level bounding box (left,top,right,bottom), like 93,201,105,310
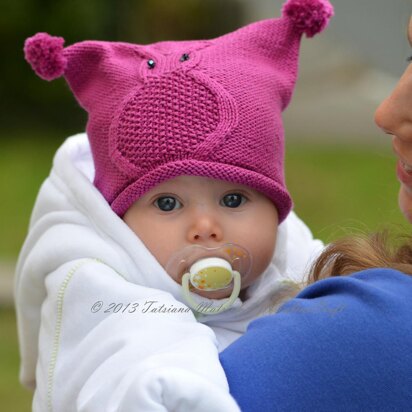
15,0,332,410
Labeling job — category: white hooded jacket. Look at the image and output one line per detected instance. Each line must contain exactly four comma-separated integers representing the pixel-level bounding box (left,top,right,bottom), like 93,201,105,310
14,133,324,411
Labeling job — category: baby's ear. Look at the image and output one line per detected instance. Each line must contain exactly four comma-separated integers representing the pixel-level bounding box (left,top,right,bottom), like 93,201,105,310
24,32,67,81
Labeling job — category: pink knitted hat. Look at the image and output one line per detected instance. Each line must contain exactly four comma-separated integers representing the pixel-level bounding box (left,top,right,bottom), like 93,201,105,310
24,0,333,223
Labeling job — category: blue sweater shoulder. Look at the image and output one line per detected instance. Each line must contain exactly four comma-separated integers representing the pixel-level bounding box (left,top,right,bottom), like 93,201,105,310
220,268,412,411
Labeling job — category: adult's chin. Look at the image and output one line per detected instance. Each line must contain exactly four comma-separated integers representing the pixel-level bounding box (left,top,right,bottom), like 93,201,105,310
399,185,412,223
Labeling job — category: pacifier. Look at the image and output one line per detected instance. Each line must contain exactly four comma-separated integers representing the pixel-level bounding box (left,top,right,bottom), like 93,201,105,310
165,243,252,315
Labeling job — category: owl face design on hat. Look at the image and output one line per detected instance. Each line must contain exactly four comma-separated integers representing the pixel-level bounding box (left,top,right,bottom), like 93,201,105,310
24,0,333,223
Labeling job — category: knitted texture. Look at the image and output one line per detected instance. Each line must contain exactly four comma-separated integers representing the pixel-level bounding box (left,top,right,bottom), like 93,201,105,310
24,32,67,80
24,0,333,223
282,0,334,37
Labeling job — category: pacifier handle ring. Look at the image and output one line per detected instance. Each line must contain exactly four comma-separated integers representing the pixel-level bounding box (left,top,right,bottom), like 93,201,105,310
181,271,241,315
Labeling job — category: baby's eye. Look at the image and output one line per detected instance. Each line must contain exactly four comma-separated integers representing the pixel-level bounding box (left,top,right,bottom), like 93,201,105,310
154,196,182,211
220,193,246,208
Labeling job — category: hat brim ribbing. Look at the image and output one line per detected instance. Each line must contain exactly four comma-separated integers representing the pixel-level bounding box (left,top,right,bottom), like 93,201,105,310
109,160,292,223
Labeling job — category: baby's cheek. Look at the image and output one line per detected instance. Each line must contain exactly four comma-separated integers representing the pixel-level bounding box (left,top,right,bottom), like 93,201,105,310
249,242,275,280
256,229,277,269
260,247,275,269
133,231,171,272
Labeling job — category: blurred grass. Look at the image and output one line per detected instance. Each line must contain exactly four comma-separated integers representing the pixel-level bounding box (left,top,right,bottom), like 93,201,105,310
0,130,64,259
0,308,32,410
285,141,409,242
1,131,411,410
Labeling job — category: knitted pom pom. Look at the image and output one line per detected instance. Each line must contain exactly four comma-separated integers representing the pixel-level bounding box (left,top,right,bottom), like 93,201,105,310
24,33,67,81
282,0,334,38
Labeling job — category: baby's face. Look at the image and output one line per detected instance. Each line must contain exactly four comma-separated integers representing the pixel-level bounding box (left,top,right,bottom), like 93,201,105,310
123,175,279,298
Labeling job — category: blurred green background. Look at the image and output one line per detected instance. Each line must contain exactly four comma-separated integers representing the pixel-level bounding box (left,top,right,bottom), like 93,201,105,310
1,0,409,410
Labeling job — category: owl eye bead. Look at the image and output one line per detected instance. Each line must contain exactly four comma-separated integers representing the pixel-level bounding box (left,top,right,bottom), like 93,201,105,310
179,53,190,62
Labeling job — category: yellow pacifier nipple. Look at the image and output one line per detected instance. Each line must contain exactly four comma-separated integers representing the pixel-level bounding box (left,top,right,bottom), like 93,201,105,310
181,257,241,315
190,258,233,290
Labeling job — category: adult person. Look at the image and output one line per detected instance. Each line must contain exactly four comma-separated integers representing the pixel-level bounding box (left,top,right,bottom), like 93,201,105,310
375,16,412,222
220,16,412,412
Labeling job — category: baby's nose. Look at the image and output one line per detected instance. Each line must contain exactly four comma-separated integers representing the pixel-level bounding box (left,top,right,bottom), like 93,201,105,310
187,214,223,243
